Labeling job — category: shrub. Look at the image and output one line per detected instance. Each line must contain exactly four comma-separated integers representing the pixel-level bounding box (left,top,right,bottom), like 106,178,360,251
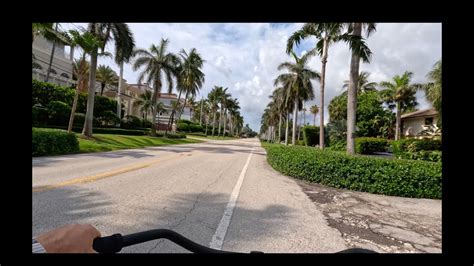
73,113,85,126
177,122,189,132
121,115,142,129
163,131,186,139
302,126,319,146
96,111,120,126
262,143,441,199
47,101,71,126
33,125,148,136
142,119,152,128
188,132,207,137
32,105,49,125
177,119,204,133
327,140,346,151
392,138,442,162
355,137,388,154
32,128,79,156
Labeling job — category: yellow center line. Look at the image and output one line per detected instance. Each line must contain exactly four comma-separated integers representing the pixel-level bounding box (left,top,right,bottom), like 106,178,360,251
33,151,195,193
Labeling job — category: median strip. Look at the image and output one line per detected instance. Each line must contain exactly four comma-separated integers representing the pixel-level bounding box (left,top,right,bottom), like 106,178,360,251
33,152,194,193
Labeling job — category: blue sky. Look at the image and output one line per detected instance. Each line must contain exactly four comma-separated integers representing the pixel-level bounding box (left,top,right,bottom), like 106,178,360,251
61,23,441,131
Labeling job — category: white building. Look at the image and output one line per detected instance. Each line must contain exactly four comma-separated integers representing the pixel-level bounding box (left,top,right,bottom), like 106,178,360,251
401,108,439,137
32,35,76,87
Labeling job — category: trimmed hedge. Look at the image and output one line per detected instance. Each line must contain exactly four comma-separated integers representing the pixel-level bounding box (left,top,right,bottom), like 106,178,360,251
177,119,204,133
263,143,441,199
33,128,80,156
355,137,388,154
392,138,442,162
32,125,149,136
302,126,319,146
327,140,346,152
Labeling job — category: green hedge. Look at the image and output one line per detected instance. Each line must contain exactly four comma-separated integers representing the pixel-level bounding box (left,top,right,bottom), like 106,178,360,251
392,138,442,162
263,143,441,199
32,125,149,136
302,126,319,146
327,140,346,152
33,128,80,156
355,137,388,154
177,119,204,133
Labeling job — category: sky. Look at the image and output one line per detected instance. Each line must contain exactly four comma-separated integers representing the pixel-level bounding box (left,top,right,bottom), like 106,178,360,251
62,23,441,132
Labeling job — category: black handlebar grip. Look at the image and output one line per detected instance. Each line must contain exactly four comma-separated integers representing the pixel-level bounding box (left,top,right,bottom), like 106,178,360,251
93,233,124,253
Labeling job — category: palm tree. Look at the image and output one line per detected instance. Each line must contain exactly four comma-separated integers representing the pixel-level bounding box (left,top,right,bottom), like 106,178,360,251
175,48,205,124
67,29,102,133
421,60,442,115
345,23,376,154
274,51,320,145
342,71,377,93
270,87,287,143
32,23,54,44
43,24,72,83
96,65,118,96
226,98,240,137
82,23,135,137
216,87,230,137
134,90,154,124
379,71,422,140
207,86,222,136
310,104,319,126
287,23,345,149
132,39,180,136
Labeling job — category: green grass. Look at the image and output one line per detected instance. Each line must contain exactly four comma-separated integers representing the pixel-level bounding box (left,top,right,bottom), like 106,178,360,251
78,134,203,153
186,134,239,140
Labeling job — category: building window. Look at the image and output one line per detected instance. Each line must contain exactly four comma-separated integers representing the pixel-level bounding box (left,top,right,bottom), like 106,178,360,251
60,73,70,79
49,68,57,74
425,117,433,125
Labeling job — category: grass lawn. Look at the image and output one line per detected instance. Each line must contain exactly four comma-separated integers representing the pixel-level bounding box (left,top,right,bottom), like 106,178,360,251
78,134,203,153
186,134,240,140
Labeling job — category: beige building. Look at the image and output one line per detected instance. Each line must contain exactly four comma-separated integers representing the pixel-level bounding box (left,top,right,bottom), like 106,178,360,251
401,108,439,137
32,35,76,87
103,82,192,130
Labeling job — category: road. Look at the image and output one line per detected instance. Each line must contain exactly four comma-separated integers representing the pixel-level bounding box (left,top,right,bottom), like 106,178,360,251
32,138,347,253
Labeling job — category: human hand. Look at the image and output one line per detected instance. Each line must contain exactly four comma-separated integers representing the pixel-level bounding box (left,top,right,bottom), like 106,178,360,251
35,224,101,253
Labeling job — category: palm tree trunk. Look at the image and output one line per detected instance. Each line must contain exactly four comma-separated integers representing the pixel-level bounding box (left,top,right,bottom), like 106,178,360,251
285,111,289,145
292,97,298,145
218,105,223,137
100,83,105,96
223,109,227,137
396,101,401,140
278,113,282,143
166,89,182,134
68,80,81,133
45,23,58,83
298,110,302,141
314,113,316,126
319,38,328,149
82,48,98,137
199,98,203,126
212,110,216,136
117,62,124,125
347,23,362,155
177,91,189,123
150,81,161,136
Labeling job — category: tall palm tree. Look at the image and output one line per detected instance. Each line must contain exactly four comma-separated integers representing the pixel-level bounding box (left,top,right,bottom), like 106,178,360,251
134,90,154,124
207,86,222,136
379,71,422,140
421,60,442,115
217,88,230,137
67,29,102,133
175,48,205,124
96,65,118,96
82,23,135,137
44,23,72,83
274,51,320,145
225,97,240,137
310,104,319,126
132,39,180,136
345,23,376,154
287,23,345,149
270,87,286,143
342,71,377,93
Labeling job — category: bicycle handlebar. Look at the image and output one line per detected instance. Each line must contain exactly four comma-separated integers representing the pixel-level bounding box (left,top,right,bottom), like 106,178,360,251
93,229,376,254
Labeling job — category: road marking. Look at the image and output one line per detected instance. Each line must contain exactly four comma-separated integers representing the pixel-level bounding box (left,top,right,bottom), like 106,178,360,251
32,152,193,193
209,141,256,250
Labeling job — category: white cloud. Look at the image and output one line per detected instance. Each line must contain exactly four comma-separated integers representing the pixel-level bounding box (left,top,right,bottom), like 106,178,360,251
61,23,441,131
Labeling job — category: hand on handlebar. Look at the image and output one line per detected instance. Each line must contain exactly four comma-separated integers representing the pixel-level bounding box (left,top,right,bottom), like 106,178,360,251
35,224,101,253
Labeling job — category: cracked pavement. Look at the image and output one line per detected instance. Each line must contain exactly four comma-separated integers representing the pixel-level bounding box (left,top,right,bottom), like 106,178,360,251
32,138,440,253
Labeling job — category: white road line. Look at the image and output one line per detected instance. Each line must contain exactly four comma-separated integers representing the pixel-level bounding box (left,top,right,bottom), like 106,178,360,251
209,141,256,250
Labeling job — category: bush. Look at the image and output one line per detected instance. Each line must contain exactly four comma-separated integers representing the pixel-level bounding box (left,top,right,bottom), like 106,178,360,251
96,111,120,126
142,119,152,128
188,132,207,137
121,115,142,129
355,137,388,154
302,126,319,146
32,105,49,125
47,101,71,126
177,119,204,133
392,138,442,162
327,140,346,152
165,131,187,139
262,143,441,199
73,113,85,126
34,125,148,136
177,122,189,132
32,79,74,107
32,128,79,156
